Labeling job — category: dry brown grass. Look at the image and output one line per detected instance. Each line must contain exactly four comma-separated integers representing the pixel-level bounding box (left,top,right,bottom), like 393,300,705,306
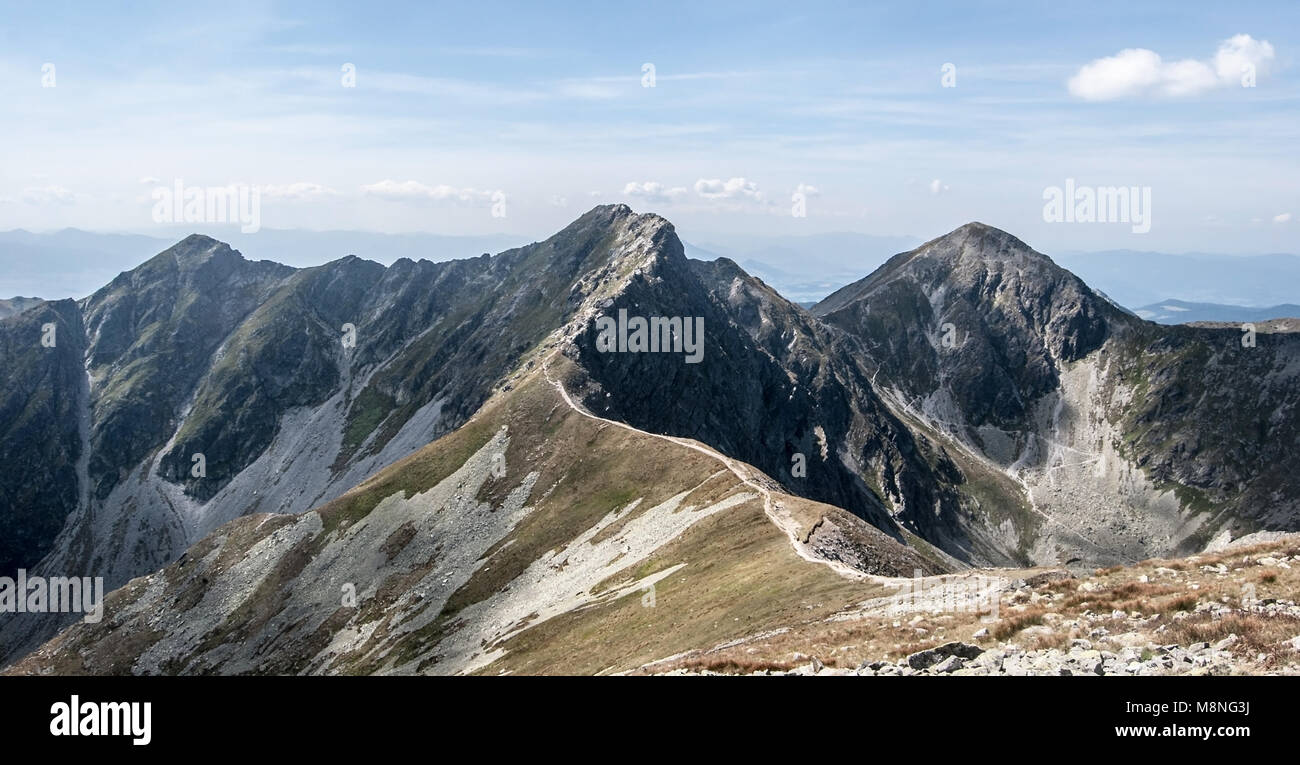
1062,581,1178,612
1154,593,1198,614
991,607,1048,640
1169,613,1300,669
678,657,797,674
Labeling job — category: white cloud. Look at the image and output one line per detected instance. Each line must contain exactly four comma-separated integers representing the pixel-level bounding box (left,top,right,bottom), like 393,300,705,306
1274,213,1292,224
21,185,76,205
623,181,688,202
138,176,161,185
794,183,820,197
929,179,949,195
1215,34,1275,81
694,177,763,201
360,180,497,204
1068,34,1273,100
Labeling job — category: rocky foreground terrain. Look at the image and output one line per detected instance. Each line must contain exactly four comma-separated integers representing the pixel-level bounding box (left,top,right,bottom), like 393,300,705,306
645,534,1300,676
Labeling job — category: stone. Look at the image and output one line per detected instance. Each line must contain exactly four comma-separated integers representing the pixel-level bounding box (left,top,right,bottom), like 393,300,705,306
905,641,984,670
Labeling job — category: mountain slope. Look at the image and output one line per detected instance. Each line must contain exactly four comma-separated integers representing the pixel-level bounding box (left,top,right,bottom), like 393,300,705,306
814,222,1300,567
0,207,674,661
4,354,938,675
5,205,967,671
0,299,87,574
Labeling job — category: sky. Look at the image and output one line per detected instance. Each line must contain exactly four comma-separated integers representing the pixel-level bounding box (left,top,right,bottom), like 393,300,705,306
1,0,1297,254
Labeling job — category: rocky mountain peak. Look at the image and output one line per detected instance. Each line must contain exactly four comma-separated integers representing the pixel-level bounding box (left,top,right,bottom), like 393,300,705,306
907,221,1051,272
165,234,243,265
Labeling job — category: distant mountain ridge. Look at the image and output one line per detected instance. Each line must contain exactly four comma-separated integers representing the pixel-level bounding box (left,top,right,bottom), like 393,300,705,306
1135,298,1300,325
0,228,530,300
1053,250,1300,309
10,228,1300,309
0,297,43,320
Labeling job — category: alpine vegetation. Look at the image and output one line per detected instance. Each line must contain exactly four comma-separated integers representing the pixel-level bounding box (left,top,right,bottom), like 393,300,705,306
594,308,705,363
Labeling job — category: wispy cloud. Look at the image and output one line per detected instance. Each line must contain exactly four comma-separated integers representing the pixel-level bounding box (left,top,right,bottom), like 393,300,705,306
257,182,340,199
21,185,76,205
360,180,498,204
694,177,764,201
623,182,689,202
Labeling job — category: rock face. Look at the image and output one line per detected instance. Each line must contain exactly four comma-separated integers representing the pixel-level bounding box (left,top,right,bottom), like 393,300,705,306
0,299,87,574
816,223,1115,430
565,217,972,550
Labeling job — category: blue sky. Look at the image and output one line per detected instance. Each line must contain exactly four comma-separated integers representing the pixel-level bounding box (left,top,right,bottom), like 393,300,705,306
1,0,1297,253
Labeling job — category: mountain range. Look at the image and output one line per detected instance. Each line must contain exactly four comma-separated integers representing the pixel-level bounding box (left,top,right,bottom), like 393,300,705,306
1,205,1298,673
1134,299,1300,326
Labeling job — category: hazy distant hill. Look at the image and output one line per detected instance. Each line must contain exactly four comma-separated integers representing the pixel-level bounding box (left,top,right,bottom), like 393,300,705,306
685,232,921,303
0,296,43,320
1053,250,1300,309
1135,298,1300,325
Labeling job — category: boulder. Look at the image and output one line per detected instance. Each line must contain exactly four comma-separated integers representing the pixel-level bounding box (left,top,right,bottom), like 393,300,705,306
906,641,984,670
